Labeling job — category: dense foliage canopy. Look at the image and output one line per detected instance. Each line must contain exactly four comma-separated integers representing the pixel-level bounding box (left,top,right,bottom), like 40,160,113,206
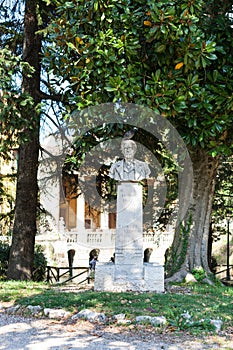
42,0,233,155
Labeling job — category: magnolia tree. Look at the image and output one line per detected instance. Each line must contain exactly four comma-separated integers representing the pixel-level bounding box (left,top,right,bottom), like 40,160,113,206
43,0,233,280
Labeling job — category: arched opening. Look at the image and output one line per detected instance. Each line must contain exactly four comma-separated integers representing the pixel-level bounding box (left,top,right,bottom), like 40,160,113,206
144,248,153,263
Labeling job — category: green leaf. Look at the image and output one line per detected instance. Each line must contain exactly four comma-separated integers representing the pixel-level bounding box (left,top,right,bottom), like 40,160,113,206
104,86,117,92
206,53,217,60
155,44,166,53
94,0,98,12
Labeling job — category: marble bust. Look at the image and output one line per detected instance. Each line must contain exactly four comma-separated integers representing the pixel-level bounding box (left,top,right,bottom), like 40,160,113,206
109,139,151,181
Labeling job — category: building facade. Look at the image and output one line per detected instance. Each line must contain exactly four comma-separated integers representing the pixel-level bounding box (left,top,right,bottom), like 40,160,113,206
38,173,174,268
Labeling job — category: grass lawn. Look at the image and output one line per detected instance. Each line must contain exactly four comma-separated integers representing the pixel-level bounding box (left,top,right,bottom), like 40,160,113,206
0,281,232,334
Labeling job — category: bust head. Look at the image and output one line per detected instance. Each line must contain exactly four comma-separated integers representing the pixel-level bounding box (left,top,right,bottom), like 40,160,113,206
121,139,137,161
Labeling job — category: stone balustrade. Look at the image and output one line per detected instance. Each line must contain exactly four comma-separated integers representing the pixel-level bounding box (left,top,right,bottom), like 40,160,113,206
60,229,173,249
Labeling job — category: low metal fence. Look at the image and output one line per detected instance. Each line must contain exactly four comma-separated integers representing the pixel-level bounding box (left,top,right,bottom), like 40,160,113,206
46,266,91,285
214,264,233,284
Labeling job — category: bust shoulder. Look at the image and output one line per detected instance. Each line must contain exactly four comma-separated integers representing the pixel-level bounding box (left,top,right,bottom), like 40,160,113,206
110,159,123,169
134,159,147,166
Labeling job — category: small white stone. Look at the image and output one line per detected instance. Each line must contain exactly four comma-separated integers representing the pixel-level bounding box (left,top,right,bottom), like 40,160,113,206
26,305,42,314
185,273,197,283
7,305,20,314
43,308,51,316
72,309,106,323
44,308,70,319
136,315,166,326
150,316,166,326
210,319,223,332
113,313,126,321
136,315,152,323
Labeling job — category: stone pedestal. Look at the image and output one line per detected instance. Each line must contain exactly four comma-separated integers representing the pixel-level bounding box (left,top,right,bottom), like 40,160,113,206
115,182,143,274
94,182,164,292
94,262,164,292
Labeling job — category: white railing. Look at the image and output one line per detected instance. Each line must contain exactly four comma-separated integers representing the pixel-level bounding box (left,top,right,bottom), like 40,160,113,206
62,229,173,248
67,233,78,242
143,233,156,243
87,233,103,244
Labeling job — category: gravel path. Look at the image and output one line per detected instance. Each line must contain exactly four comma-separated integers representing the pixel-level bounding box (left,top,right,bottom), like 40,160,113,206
0,313,232,350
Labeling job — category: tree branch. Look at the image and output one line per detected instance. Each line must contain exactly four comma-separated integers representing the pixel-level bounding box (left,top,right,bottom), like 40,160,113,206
36,89,63,102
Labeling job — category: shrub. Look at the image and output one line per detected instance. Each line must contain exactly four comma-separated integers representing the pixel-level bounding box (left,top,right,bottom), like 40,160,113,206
0,243,10,280
192,267,206,282
32,245,47,282
0,242,47,281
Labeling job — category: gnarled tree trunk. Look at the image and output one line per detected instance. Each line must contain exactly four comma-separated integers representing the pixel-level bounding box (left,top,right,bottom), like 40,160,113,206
166,148,219,282
7,0,41,280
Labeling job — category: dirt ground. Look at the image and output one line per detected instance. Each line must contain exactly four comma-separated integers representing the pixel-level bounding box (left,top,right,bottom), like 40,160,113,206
0,310,232,350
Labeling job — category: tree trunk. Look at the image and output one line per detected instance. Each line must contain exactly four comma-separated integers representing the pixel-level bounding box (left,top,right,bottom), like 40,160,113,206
7,0,41,280
166,148,219,282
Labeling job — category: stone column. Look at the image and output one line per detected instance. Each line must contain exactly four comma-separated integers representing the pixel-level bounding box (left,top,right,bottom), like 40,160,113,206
114,182,144,280
76,194,85,231
100,207,109,229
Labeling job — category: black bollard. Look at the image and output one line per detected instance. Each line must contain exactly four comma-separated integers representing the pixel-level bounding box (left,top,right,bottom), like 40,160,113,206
67,249,76,277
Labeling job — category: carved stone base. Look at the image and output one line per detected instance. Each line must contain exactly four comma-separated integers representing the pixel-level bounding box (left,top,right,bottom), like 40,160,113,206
94,262,164,293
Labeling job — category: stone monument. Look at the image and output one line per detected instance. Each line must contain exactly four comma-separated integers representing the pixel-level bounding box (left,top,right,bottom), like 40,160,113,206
94,138,164,292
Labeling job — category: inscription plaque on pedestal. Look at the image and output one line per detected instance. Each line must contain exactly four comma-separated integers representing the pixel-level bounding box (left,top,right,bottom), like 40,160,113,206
115,182,143,264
